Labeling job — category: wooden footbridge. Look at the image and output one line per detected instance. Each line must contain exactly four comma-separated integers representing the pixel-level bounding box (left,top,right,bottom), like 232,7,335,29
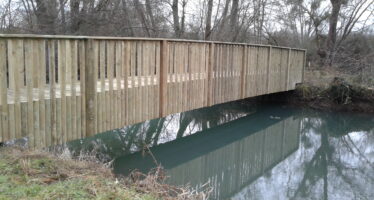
0,34,306,147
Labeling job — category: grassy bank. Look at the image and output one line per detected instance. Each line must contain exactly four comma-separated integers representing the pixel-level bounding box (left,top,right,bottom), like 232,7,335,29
292,68,374,113
0,147,207,200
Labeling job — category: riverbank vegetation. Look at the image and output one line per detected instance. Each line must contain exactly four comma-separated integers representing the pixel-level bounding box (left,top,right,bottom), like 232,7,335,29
0,147,208,200
292,68,374,113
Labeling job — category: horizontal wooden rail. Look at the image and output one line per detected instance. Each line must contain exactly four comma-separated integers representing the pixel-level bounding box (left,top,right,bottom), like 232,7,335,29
0,34,306,148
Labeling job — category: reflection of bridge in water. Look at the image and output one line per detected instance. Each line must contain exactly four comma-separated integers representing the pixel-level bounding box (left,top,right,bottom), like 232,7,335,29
113,107,301,199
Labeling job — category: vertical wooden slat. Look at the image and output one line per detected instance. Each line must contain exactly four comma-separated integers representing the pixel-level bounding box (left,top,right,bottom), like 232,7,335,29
24,40,34,147
159,40,168,118
240,45,247,99
48,41,57,145
144,42,150,120
79,40,86,138
99,40,106,132
115,41,122,128
286,48,291,91
122,41,129,125
0,40,8,142
107,41,114,128
155,42,160,118
8,39,23,140
149,42,155,119
37,40,46,146
44,42,51,146
65,40,73,142
129,42,136,124
207,43,214,106
71,40,78,140
135,42,141,122
302,50,307,82
58,40,67,143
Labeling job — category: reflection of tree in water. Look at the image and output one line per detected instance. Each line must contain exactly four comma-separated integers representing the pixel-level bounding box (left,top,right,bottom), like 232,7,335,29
68,100,256,161
233,110,373,200
176,100,256,138
292,110,374,200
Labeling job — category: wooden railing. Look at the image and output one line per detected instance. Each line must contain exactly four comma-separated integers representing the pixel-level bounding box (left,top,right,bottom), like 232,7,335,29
0,34,306,147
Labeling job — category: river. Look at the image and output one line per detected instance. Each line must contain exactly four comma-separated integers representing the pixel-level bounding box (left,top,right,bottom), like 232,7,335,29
69,102,374,200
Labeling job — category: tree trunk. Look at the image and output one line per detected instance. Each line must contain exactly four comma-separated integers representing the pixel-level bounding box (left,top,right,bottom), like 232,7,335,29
230,0,239,31
326,0,342,66
70,0,80,33
172,0,181,37
122,0,135,36
133,0,151,37
217,0,231,40
205,0,213,40
145,0,157,36
35,0,58,34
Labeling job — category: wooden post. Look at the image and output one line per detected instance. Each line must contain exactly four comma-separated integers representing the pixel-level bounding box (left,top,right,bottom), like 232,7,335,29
266,46,272,94
85,39,97,137
207,43,214,107
159,40,168,117
240,45,247,99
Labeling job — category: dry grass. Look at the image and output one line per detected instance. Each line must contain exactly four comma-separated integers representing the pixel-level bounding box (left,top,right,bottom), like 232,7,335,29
0,147,210,200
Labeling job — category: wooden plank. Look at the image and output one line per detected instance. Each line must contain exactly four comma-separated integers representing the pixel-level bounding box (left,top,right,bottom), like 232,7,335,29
206,43,214,106
20,103,27,138
154,42,160,118
122,41,129,125
191,43,197,109
78,40,85,138
24,40,34,146
99,40,106,132
37,40,46,146
197,44,203,108
71,40,78,140
129,42,135,124
181,43,187,111
285,49,290,91
302,50,307,82
140,42,146,122
8,39,23,140
65,40,72,142
107,41,114,129
159,40,168,117
144,42,150,120
170,43,176,113
175,42,180,113
44,99,51,146
149,42,155,119
0,39,8,142
48,40,57,144
58,40,67,143
85,39,97,137
115,41,122,128
135,42,141,123
266,46,272,94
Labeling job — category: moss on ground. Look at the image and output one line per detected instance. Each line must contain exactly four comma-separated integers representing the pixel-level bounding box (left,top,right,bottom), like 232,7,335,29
0,148,157,200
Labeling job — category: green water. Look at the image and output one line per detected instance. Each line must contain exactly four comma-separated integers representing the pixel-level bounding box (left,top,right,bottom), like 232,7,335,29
70,102,374,200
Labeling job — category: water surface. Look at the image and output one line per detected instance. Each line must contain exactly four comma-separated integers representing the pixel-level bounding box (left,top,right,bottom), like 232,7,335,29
70,103,374,200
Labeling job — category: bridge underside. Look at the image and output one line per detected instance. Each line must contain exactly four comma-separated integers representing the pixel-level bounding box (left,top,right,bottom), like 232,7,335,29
0,35,305,147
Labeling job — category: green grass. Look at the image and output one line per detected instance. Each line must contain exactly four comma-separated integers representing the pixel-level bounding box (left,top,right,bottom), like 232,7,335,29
0,148,158,200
